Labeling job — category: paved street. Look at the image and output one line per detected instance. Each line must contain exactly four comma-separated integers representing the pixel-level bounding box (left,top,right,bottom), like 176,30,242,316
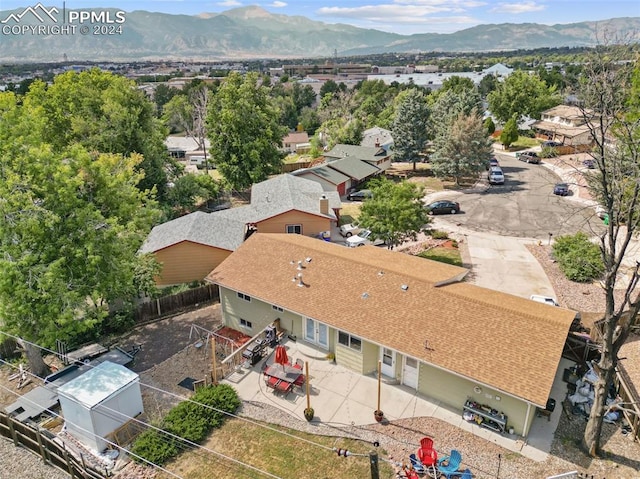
430,153,604,240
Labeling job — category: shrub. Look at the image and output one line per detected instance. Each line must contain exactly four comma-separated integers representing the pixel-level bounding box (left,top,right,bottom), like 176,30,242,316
430,230,450,240
130,429,178,465
539,146,558,158
552,232,604,282
132,384,240,465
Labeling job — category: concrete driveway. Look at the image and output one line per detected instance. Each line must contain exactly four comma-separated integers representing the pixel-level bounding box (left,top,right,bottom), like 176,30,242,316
427,217,557,299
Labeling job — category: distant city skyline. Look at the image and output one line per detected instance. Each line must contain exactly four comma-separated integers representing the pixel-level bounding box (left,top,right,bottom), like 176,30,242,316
1,0,638,34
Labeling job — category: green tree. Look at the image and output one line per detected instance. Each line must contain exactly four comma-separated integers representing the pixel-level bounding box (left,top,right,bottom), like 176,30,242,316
484,116,496,135
500,115,519,149
430,87,482,139
153,83,180,117
552,232,604,282
478,74,498,97
206,72,287,191
320,79,339,98
487,70,561,123
391,89,430,170
166,173,221,216
431,110,493,185
22,69,172,202
299,106,321,136
358,177,430,249
0,143,160,375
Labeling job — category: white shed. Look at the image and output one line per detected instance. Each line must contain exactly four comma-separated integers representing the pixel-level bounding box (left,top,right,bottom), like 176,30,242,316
57,361,143,453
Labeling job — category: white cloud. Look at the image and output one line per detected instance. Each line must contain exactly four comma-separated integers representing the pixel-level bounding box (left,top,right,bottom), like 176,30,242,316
269,1,287,7
217,0,241,6
490,2,545,14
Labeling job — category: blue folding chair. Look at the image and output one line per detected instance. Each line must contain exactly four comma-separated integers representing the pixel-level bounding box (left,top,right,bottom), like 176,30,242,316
408,453,426,474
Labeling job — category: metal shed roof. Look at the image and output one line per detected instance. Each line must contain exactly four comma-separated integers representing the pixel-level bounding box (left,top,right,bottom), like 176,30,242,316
57,361,138,409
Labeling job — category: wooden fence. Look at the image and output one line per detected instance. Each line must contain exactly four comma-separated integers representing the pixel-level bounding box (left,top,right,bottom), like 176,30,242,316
133,284,219,324
0,411,110,479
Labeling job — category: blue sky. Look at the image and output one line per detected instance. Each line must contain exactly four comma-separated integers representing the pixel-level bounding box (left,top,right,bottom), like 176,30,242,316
1,0,638,34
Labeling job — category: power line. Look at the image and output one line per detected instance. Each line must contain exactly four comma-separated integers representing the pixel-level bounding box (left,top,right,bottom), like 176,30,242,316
0,357,285,479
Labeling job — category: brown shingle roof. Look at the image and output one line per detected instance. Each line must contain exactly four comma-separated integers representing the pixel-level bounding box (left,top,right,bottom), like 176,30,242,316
206,234,575,406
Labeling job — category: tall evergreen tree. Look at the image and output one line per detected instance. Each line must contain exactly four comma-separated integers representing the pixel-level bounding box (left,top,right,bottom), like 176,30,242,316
391,89,430,170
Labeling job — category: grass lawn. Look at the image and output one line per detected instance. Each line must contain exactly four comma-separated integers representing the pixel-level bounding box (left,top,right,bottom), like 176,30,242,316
496,136,540,152
418,246,463,266
339,202,362,225
162,418,393,479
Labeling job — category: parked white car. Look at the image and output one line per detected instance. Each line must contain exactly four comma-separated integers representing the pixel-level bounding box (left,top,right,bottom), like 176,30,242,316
530,295,559,307
347,229,373,247
339,223,362,237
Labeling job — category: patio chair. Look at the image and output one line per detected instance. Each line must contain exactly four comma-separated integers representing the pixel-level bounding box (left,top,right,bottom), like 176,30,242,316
275,379,293,396
459,469,472,479
420,437,433,450
293,373,306,387
295,358,304,370
408,454,426,474
265,376,281,390
437,450,462,479
417,445,438,478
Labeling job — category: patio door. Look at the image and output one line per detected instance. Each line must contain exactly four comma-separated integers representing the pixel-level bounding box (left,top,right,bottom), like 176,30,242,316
304,318,329,349
403,357,419,389
380,347,395,377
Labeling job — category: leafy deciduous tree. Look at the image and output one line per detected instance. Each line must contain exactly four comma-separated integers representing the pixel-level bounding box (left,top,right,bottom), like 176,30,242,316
487,70,561,123
500,115,519,149
206,72,287,191
358,177,430,249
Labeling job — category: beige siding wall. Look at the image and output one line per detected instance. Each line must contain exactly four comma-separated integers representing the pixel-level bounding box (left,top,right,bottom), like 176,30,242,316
220,287,305,339
417,362,530,435
256,211,332,236
335,341,364,374
362,341,379,375
155,241,231,286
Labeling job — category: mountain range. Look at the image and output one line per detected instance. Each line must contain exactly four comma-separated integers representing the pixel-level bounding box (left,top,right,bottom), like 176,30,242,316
1,5,639,62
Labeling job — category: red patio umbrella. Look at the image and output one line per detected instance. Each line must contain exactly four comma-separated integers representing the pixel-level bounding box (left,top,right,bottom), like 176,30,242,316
274,344,288,369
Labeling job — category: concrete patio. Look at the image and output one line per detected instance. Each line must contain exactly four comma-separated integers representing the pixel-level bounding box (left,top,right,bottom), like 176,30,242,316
222,338,572,463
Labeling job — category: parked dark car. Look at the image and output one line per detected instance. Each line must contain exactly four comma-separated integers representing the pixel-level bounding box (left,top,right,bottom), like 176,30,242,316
542,140,562,148
583,159,596,169
553,183,570,196
426,200,460,215
518,151,541,164
486,157,500,170
347,189,373,201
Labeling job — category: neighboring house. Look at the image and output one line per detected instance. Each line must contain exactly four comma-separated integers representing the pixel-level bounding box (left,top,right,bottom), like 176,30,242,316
483,62,514,77
206,233,576,438
361,127,394,152
139,212,244,286
141,175,341,286
324,143,392,172
291,164,351,196
164,135,211,163
282,131,310,153
531,105,593,146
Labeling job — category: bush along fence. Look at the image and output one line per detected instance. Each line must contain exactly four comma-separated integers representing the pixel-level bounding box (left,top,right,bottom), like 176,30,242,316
0,411,110,479
131,383,240,466
134,283,219,324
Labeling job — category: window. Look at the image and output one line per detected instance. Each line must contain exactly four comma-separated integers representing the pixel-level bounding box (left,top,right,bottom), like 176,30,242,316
286,224,302,234
272,305,284,312
237,292,251,302
338,331,362,352
240,318,253,329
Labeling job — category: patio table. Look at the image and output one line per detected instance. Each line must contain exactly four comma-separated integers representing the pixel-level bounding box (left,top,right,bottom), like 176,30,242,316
264,363,303,384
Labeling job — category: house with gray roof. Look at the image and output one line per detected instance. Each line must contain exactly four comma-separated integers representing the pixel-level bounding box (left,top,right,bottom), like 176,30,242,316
361,127,394,152
141,174,342,286
291,164,351,196
324,143,392,172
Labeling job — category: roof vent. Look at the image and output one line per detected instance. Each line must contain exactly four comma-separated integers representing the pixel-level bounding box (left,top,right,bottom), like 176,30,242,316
361,292,369,299
305,257,312,263
401,284,409,291
378,271,384,277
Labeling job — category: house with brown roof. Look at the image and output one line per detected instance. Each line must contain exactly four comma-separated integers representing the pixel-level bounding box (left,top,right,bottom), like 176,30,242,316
141,175,341,286
531,105,594,146
282,131,310,153
206,233,576,437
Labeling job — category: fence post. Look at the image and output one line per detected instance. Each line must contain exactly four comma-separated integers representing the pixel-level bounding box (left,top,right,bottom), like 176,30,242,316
35,427,49,464
156,298,161,317
62,443,76,479
7,416,19,446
